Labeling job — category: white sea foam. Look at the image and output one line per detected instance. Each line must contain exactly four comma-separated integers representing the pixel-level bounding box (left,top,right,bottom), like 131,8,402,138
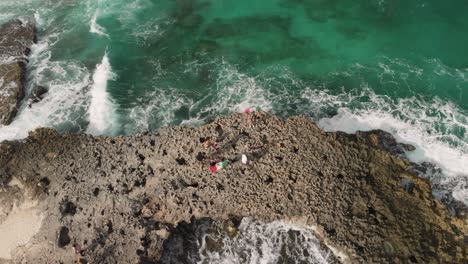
197,218,335,264
0,38,91,141
131,18,169,46
90,11,108,37
123,89,192,134
86,53,117,135
123,60,275,135
33,11,44,28
187,61,274,119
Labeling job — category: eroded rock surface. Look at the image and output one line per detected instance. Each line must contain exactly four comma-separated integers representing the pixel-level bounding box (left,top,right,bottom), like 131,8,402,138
0,19,36,125
0,113,466,263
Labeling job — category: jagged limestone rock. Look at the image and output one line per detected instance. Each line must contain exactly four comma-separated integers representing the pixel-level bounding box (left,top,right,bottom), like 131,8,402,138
0,113,466,263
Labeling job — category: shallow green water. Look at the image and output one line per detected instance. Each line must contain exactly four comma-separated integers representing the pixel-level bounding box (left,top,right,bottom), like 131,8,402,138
0,0,467,202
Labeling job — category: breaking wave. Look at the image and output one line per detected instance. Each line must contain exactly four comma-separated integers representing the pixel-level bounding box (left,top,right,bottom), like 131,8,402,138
86,53,118,135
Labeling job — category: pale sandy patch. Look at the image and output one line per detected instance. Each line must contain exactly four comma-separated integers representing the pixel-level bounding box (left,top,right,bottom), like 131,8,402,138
0,200,43,260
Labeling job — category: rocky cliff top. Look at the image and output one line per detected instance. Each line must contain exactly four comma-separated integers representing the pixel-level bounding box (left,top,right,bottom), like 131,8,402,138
0,113,466,263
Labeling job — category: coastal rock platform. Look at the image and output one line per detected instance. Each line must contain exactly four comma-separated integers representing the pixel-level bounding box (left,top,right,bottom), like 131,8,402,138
0,113,466,263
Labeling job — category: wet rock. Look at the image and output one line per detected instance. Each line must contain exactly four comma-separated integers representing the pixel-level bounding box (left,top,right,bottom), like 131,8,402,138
223,220,239,238
204,235,224,253
28,85,47,106
0,62,26,125
0,19,36,125
0,19,36,59
349,130,416,157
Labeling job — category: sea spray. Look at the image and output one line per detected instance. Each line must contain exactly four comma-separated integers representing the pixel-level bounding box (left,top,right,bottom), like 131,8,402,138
86,53,118,135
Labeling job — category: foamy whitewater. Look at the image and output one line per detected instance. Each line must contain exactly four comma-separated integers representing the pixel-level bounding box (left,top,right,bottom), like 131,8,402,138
194,218,336,264
86,53,117,135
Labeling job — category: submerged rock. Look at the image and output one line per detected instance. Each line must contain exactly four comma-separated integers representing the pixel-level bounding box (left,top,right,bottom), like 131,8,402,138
0,113,466,263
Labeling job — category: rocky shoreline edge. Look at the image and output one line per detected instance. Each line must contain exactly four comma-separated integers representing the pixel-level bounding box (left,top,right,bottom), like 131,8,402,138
0,19,38,126
0,112,466,263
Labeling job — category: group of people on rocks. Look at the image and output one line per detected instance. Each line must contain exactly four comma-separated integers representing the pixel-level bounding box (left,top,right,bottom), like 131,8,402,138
205,106,265,174
68,107,266,263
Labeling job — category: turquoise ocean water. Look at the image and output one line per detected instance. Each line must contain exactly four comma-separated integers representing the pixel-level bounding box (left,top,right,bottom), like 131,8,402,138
0,1,467,204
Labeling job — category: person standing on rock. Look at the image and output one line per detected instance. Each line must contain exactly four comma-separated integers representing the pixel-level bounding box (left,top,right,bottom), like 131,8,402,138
244,106,264,127
242,154,250,166
203,137,219,151
238,154,250,175
72,243,87,264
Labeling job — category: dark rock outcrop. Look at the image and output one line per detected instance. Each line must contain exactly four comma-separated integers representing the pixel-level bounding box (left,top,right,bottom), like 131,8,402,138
0,62,26,125
0,19,36,125
28,85,47,106
0,113,466,263
0,19,36,61
58,226,71,248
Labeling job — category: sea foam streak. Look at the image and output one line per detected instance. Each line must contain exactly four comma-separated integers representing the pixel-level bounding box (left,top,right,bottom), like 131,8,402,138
86,53,117,135
90,12,108,37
